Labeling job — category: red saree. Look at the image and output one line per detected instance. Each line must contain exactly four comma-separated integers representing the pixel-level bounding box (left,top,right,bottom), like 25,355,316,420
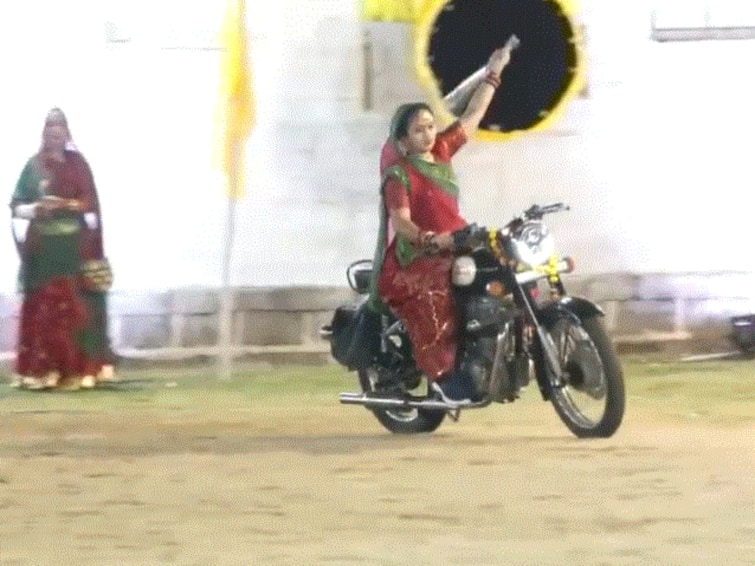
11,150,112,385
375,122,468,381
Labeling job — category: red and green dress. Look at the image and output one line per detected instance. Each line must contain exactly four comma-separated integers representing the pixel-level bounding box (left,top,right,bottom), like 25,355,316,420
370,122,468,381
10,151,114,384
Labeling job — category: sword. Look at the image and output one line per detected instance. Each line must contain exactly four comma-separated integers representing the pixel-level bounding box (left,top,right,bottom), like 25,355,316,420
442,34,520,117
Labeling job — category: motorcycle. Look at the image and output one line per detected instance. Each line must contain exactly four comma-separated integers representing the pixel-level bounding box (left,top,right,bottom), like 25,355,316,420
320,203,625,438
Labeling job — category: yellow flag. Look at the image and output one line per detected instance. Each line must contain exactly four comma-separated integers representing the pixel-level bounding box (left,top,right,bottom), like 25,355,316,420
215,0,254,199
361,0,429,23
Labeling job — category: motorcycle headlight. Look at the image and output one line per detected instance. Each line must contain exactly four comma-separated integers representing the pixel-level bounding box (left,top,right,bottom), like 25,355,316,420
511,221,555,267
452,256,476,286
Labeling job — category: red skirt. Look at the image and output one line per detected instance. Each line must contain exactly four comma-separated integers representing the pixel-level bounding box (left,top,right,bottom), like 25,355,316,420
16,276,88,378
378,254,457,381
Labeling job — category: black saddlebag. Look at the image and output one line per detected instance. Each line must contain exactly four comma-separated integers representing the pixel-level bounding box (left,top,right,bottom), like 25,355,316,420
327,302,381,369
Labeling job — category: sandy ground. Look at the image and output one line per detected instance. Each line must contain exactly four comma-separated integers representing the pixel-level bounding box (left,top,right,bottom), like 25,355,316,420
0,387,753,566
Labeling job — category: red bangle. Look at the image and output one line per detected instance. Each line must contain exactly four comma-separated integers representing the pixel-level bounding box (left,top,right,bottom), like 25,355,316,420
484,72,501,89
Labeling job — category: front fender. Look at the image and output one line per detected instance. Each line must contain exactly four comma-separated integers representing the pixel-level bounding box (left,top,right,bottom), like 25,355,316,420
535,296,604,328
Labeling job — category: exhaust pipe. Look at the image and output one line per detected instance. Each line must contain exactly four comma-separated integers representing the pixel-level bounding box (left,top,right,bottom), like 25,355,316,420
340,392,453,411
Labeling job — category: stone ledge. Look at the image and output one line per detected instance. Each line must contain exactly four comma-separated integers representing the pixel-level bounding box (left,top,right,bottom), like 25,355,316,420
106,286,357,316
1,274,753,362
572,271,755,302
233,286,357,312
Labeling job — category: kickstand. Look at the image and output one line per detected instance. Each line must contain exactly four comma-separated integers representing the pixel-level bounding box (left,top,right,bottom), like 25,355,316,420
446,408,461,422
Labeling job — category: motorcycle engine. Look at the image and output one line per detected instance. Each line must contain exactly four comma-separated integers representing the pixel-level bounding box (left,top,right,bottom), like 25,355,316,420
463,295,509,336
458,296,526,402
459,336,497,398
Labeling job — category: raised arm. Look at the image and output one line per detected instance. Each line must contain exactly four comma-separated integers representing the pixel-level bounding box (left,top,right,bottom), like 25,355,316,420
458,46,513,137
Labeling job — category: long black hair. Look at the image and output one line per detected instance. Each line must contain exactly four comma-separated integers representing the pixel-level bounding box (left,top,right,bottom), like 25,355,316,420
389,102,433,141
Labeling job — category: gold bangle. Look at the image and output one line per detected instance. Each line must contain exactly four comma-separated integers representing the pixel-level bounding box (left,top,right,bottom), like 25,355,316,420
421,231,439,254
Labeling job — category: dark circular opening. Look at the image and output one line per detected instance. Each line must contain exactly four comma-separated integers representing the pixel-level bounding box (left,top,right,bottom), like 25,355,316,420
428,0,578,132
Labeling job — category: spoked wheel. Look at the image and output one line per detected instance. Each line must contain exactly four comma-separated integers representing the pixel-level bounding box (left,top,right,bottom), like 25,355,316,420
358,367,446,434
545,314,625,438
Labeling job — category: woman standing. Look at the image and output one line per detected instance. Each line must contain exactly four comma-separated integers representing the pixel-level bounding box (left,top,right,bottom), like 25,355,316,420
372,46,513,405
44,108,117,386
9,110,114,390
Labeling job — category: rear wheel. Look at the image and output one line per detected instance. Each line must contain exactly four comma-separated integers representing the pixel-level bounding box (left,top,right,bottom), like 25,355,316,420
358,367,446,434
543,314,625,438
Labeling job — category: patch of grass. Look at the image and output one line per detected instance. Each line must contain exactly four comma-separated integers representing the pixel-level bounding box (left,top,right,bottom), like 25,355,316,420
622,355,755,425
1,357,753,426
0,364,356,414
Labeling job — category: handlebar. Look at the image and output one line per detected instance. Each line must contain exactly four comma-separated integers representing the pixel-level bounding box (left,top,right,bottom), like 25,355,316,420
522,202,570,220
452,203,571,255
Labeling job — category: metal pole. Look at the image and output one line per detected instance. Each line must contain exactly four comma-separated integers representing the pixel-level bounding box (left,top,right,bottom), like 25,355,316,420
362,30,373,111
217,139,240,380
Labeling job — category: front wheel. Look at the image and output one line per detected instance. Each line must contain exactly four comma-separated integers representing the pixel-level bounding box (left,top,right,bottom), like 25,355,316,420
358,367,446,434
541,314,625,438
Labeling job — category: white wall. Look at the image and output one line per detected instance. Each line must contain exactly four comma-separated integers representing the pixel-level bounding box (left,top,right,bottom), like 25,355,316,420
0,0,752,293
